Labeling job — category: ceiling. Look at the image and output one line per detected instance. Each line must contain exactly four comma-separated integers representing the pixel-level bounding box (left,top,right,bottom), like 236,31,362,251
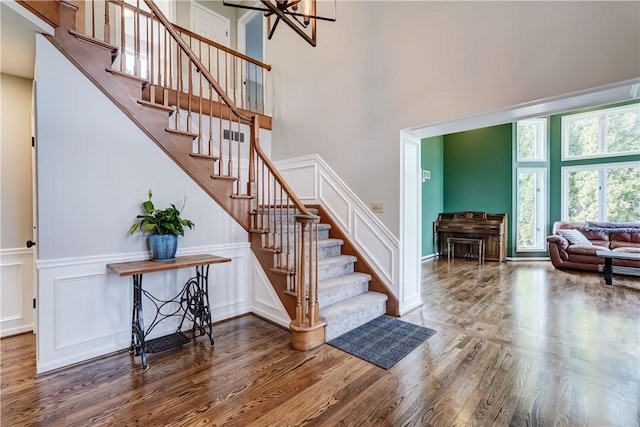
1,1,53,80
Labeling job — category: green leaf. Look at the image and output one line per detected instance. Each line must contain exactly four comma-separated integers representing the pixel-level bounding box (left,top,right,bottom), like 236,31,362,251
129,190,195,236
142,200,154,214
142,223,156,232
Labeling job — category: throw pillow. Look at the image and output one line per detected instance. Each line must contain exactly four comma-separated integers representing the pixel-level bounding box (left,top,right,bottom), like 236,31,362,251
586,222,640,233
557,229,592,246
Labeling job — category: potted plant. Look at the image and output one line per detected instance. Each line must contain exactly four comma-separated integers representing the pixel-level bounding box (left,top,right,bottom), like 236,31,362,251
130,190,195,261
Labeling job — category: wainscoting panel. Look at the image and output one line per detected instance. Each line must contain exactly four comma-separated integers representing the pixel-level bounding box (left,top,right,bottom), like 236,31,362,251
36,244,251,374
278,162,317,201
0,248,34,337
275,155,401,298
250,253,291,328
319,171,351,232
353,211,394,283
53,273,130,350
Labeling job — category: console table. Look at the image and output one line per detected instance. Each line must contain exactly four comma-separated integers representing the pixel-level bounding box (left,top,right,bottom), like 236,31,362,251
107,254,231,369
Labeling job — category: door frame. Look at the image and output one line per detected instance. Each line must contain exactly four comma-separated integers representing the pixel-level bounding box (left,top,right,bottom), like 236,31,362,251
237,2,265,59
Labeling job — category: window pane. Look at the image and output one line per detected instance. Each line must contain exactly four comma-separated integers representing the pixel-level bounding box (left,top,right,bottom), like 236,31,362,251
517,122,536,160
568,170,599,221
607,110,640,154
517,119,546,161
567,117,599,158
517,172,537,248
606,166,640,221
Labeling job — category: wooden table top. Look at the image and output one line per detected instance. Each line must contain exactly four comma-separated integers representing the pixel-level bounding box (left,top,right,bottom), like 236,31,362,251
107,254,232,276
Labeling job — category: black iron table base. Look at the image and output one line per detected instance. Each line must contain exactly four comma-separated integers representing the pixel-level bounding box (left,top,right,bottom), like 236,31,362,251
107,254,231,370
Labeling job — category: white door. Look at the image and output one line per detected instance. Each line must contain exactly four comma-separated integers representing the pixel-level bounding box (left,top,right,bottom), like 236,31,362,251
190,3,232,98
192,2,230,47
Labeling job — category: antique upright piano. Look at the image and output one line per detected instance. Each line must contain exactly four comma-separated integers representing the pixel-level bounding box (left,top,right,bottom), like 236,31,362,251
433,211,508,262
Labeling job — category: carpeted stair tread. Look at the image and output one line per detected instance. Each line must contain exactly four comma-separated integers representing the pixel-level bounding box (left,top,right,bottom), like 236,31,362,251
318,254,357,266
260,223,332,240
321,292,388,341
282,237,342,250
318,272,372,307
255,207,319,216
317,255,357,281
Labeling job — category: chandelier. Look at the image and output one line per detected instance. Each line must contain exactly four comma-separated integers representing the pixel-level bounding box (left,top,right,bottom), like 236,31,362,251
223,0,336,47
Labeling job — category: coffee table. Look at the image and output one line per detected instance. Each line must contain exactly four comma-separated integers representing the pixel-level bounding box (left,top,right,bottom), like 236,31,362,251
596,250,640,285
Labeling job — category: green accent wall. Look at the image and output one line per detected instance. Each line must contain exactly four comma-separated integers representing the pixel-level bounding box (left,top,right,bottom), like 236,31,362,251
443,124,514,256
420,100,639,260
421,136,444,257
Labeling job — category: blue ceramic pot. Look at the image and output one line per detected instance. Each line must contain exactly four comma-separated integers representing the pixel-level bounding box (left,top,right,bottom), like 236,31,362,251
148,234,178,261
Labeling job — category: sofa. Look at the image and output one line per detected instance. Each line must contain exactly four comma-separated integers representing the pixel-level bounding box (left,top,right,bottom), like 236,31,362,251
547,221,640,272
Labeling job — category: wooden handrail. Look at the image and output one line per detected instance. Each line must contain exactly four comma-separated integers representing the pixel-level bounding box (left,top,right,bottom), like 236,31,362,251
144,0,315,220
174,25,272,71
143,0,252,125
107,0,271,71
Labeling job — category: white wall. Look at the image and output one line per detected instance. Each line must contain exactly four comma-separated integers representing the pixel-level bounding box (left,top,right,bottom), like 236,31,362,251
33,35,271,373
266,1,640,237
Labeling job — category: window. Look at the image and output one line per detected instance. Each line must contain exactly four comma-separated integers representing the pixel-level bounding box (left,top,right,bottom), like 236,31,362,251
562,104,640,160
516,168,547,251
562,162,640,222
515,118,548,252
517,119,547,161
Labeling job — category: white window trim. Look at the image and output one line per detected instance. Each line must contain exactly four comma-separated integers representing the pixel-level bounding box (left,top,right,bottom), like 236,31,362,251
561,104,640,161
517,118,548,162
516,167,547,252
561,160,639,221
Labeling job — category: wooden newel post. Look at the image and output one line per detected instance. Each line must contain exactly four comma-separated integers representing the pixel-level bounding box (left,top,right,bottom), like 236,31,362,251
290,214,324,351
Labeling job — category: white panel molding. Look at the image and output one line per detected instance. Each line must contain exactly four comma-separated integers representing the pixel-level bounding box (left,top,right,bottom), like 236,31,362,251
53,273,129,350
249,253,291,328
1,247,34,257
274,154,401,298
274,162,318,201
0,248,34,337
1,263,23,321
319,171,351,232
36,243,249,270
36,243,251,374
353,211,394,283
399,132,423,315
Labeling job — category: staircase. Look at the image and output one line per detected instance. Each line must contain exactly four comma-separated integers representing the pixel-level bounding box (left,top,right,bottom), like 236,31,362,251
256,208,388,341
25,0,396,349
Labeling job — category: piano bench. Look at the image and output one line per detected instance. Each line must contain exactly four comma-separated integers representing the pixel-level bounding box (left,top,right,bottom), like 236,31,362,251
447,237,485,264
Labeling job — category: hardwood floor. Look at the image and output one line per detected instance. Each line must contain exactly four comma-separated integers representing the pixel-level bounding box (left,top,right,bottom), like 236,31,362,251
2,260,639,426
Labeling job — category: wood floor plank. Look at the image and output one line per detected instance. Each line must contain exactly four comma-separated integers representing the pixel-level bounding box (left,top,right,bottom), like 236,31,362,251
2,260,639,426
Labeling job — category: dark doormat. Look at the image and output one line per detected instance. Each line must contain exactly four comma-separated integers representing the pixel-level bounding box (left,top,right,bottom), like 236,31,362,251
327,315,436,369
